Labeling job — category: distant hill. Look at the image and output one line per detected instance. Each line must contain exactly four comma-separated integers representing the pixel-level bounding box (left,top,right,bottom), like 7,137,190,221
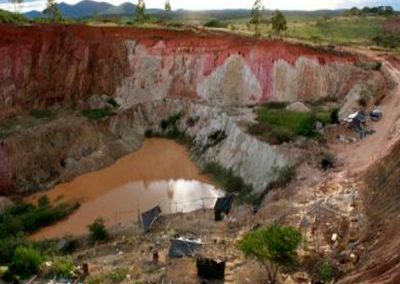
24,0,129,19
21,0,376,20
101,2,136,16
57,0,113,18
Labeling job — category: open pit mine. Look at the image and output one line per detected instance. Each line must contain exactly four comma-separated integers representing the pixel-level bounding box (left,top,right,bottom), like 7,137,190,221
1,25,400,283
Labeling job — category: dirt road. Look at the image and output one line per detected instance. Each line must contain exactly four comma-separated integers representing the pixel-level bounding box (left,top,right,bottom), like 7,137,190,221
335,48,400,174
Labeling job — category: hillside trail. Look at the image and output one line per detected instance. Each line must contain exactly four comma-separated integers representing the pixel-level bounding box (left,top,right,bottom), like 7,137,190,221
334,47,400,175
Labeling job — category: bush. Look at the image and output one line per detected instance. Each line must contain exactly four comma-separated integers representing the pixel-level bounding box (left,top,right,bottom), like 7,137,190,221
46,256,75,279
9,247,44,279
106,98,120,109
159,112,189,142
204,20,228,28
88,218,108,243
321,260,333,283
330,108,340,124
38,196,50,208
237,225,301,283
0,236,26,265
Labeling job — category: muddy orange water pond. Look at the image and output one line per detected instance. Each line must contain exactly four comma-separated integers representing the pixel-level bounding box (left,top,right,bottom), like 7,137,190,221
29,138,222,239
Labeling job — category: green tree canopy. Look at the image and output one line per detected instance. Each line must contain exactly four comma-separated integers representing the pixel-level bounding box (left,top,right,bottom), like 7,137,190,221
237,225,301,283
43,0,63,23
271,10,287,38
249,0,265,37
163,0,171,22
136,0,146,23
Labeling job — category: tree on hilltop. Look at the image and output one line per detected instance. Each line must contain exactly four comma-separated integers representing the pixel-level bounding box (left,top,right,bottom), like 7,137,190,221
271,10,287,38
164,0,171,23
135,0,146,23
249,0,265,37
43,0,63,23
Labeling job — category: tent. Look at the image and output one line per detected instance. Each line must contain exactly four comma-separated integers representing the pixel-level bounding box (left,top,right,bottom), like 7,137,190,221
168,237,202,258
197,257,225,280
141,206,161,233
214,194,234,221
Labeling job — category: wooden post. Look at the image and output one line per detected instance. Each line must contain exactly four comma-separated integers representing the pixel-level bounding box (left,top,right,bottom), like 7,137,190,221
137,207,142,229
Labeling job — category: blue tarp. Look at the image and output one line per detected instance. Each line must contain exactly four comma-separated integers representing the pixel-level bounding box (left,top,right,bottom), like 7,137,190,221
142,206,161,233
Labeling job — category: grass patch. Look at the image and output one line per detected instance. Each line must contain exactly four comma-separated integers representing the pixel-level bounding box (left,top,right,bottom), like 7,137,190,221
202,162,255,203
252,106,333,144
87,268,129,284
257,108,317,137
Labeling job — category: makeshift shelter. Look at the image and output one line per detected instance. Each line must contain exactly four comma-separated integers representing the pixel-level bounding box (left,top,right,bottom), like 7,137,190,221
196,257,225,280
344,111,367,139
214,194,234,221
142,206,161,233
168,237,202,258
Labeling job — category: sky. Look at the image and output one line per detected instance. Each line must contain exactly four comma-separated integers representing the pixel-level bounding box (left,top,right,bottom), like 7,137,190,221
0,0,399,13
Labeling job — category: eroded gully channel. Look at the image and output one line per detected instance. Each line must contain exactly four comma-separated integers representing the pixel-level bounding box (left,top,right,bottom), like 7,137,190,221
29,138,221,239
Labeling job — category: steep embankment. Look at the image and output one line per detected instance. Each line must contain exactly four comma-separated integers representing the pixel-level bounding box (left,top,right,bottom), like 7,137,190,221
0,25,376,115
0,25,386,196
339,54,400,284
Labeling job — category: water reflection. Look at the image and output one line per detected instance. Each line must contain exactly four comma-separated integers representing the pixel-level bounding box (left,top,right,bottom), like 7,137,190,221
30,138,222,239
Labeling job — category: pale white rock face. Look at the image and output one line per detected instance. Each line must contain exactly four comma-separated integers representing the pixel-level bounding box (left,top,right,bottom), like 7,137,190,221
197,55,263,106
271,57,358,102
111,99,290,195
339,83,363,120
116,41,173,109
